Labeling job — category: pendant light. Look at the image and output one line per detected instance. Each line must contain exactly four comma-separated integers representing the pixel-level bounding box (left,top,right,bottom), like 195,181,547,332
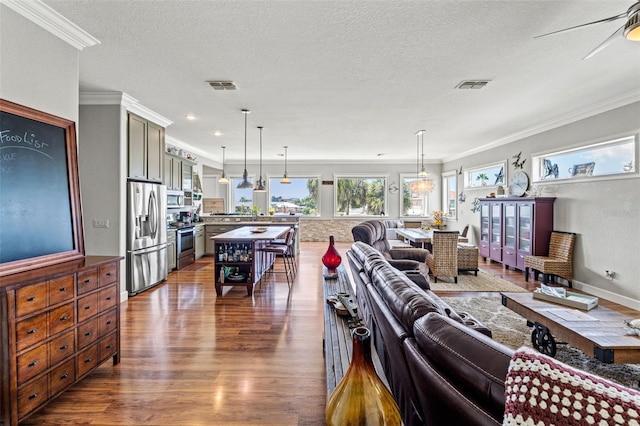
280,145,291,184
254,126,266,192
236,109,253,189
218,146,229,184
408,130,434,194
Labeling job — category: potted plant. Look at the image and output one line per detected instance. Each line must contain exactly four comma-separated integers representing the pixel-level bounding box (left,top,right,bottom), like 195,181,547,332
476,173,489,186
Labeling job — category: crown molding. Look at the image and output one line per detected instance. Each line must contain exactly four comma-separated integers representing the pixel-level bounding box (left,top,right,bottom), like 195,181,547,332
443,90,640,163
79,92,173,128
1,0,99,50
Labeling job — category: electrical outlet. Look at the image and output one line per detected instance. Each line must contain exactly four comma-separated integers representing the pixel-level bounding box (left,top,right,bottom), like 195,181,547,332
92,219,109,228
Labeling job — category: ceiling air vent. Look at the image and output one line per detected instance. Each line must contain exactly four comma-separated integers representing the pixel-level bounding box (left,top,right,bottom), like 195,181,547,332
207,80,238,91
455,80,490,90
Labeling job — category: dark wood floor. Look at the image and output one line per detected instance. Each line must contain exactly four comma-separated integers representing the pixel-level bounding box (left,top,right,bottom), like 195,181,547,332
22,242,533,425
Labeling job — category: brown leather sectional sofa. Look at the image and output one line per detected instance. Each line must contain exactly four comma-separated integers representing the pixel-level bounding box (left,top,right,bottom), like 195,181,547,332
347,241,514,426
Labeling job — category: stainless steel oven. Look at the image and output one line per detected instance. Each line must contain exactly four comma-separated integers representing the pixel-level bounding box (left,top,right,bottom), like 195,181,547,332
176,226,195,269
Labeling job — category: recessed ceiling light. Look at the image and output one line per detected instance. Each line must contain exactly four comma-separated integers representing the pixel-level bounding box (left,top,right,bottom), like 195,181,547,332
185,114,197,120
213,131,222,137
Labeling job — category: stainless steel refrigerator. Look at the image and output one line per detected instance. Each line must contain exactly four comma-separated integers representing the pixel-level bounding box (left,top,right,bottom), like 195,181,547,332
126,180,168,295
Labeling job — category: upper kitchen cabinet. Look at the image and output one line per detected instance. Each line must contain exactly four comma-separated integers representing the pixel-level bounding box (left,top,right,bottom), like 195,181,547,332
128,113,164,182
163,154,195,190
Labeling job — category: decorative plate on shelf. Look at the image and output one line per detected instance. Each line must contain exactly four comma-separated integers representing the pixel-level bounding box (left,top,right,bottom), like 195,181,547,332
227,273,247,282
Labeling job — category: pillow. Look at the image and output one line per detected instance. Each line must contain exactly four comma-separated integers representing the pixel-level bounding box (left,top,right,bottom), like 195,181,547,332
503,346,640,425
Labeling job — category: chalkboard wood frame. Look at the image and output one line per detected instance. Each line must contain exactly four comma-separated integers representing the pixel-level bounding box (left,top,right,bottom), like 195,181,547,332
0,99,85,277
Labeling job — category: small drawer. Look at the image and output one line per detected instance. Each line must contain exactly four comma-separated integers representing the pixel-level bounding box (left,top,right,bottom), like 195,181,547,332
49,275,75,305
16,312,48,351
15,282,48,317
77,267,98,295
77,292,99,323
49,302,75,335
99,332,118,362
17,374,48,419
49,330,75,366
77,343,99,377
98,286,117,312
49,358,76,397
17,344,48,385
99,309,117,337
99,262,118,287
77,317,99,349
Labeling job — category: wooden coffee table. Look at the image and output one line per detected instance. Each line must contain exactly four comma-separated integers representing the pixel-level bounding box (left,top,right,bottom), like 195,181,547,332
501,292,640,364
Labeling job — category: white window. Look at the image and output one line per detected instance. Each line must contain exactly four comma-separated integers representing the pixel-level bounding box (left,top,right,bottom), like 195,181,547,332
464,162,506,188
230,177,254,214
442,171,457,220
400,173,434,217
335,175,387,216
532,135,637,182
268,176,320,216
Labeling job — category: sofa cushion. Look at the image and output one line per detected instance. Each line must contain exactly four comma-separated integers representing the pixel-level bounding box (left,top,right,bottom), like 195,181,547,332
413,313,513,421
503,346,640,426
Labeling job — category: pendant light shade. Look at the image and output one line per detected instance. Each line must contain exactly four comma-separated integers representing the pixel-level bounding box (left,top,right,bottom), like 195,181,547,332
218,145,229,184
254,126,266,192
409,130,434,194
236,109,253,189
280,145,291,184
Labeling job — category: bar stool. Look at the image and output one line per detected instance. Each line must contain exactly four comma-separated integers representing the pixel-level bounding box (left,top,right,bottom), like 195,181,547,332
257,228,296,288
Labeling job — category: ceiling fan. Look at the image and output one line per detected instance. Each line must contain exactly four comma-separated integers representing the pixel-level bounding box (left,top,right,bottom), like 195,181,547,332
535,1,640,59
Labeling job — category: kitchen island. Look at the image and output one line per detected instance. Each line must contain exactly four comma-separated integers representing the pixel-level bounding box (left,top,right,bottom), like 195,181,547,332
212,226,290,296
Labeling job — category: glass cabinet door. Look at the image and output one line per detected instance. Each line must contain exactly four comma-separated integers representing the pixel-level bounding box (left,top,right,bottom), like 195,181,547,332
518,203,533,253
491,203,501,244
480,204,490,241
504,204,516,249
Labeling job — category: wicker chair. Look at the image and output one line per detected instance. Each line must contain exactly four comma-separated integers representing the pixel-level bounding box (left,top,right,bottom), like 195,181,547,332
524,231,576,288
425,231,459,283
458,224,470,243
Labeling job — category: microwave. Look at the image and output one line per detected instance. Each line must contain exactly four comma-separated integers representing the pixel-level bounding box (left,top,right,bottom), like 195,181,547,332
167,190,184,207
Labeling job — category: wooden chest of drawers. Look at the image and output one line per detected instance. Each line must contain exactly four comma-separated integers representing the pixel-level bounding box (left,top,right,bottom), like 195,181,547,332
0,256,122,426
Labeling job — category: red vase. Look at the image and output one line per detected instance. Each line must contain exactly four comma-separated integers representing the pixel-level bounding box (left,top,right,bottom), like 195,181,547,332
322,235,342,276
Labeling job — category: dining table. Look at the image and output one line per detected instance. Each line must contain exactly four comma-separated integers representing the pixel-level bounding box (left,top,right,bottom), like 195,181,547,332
395,228,434,249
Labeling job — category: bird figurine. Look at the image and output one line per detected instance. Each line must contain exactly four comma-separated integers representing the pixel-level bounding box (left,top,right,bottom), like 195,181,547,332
624,319,640,336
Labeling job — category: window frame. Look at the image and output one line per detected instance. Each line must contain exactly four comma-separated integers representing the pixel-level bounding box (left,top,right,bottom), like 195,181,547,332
531,134,638,184
229,175,255,214
400,173,435,218
442,170,458,220
334,174,388,217
463,161,507,189
267,174,321,217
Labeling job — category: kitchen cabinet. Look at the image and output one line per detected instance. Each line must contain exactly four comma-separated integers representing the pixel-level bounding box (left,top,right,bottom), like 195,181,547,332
163,154,195,191
167,229,177,271
479,197,555,270
0,256,122,426
205,224,236,255
195,225,205,260
128,113,164,182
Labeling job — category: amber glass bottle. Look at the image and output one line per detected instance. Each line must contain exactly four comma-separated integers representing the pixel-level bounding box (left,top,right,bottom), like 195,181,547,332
326,327,402,426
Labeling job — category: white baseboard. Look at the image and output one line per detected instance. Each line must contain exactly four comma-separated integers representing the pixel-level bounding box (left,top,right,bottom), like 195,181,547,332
573,280,640,311
120,290,129,303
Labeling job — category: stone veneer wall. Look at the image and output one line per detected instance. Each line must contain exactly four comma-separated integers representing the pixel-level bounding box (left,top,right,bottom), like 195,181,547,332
299,219,364,242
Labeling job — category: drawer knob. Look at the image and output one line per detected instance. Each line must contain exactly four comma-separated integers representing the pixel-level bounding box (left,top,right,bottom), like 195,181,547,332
106,320,112,325
106,297,112,301
84,331,92,337
27,329,37,335
85,305,92,310
60,344,68,350
106,272,112,276
28,393,38,400
61,373,69,379
84,279,91,283
60,315,69,321
59,287,67,292
84,357,92,363
28,360,38,367
106,344,113,349
27,296,36,302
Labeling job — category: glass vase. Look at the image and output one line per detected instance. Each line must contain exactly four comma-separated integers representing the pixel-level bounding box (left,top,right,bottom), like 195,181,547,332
322,235,342,278
326,327,402,426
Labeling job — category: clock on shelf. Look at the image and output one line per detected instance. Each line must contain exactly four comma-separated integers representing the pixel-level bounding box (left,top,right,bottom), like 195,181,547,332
509,170,529,197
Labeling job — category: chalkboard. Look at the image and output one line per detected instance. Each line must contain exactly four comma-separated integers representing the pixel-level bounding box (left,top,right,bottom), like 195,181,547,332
0,99,84,276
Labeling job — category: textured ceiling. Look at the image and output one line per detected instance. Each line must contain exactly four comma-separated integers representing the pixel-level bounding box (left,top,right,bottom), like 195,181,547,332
44,0,640,166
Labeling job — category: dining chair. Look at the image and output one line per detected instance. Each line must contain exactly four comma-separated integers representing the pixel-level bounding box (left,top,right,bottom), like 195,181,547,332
524,231,576,288
425,231,460,283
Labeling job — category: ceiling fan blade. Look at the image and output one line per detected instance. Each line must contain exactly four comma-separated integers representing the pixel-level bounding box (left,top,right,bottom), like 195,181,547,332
535,12,627,38
583,25,625,59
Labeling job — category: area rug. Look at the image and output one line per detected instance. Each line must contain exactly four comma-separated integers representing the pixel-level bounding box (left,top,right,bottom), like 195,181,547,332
442,296,640,390
429,270,528,293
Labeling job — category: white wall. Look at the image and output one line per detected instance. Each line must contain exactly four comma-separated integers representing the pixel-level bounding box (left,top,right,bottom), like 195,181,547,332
443,102,640,308
0,5,78,123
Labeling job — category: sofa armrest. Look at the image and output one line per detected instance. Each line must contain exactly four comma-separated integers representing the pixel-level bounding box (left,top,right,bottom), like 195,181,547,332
457,311,492,337
387,259,420,271
389,248,429,262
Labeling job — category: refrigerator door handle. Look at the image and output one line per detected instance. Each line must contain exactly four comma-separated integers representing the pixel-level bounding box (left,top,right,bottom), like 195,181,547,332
131,243,169,255
149,189,157,240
